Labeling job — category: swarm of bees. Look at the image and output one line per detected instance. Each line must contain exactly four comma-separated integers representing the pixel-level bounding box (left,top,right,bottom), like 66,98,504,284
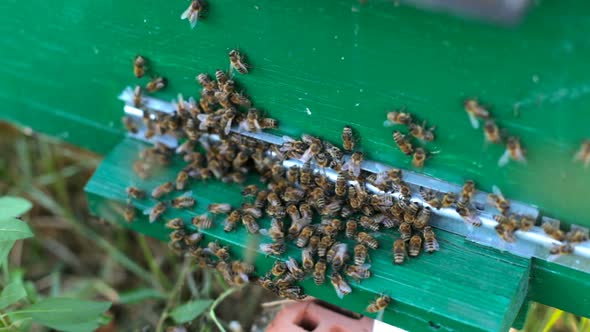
121,53,589,321
384,107,435,168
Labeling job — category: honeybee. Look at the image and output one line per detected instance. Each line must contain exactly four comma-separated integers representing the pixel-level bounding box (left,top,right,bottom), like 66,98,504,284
366,295,391,313
334,172,348,197
259,241,286,256
208,203,232,214
403,202,420,224
184,232,204,246
166,218,184,229
169,229,186,242
414,206,431,230
278,285,307,300
297,161,312,189
494,214,518,242
180,0,203,29
357,232,378,249
196,73,216,90
123,200,135,222
126,186,145,199
518,215,535,232
488,186,510,215
229,49,248,74
307,187,326,210
286,257,306,280
330,272,352,298
464,98,490,129
146,76,167,93
456,200,482,227
398,222,412,241
152,182,174,199
408,235,422,257
342,126,355,151
296,225,315,248
484,120,502,144
308,235,321,254
566,226,589,243
412,148,426,168
542,219,565,241
302,247,315,272
549,243,574,257
384,108,412,126
423,226,439,253
271,260,287,277
230,92,252,107
345,264,371,280
419,187,441,209
215,69,228,85
216,261,233,284
498,136,527,167
122,116,138,134
206,241,230,261
441,192,457,208
461,180,476,202
574,140,590,168
352,244,368,266
318,235,335,257
257,273,276,292
345,219,358,239
342,152,363,178
285,165,299,184
171,193,196,208
325,141,344,161
149,202,167,223
129,85,144,108
392,131,413,155
242,213,260,234
300,140,322,164
359,216,380,232
172,171,188,191
260,118,278,129
132,55,146,78
313,259,327,285
192,214,212,229
409,122,435,142
327,243,348,271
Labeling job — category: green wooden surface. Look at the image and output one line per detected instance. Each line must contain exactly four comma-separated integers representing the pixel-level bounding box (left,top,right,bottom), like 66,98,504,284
1,0,589,327
1,0,590,226
86,138,531,332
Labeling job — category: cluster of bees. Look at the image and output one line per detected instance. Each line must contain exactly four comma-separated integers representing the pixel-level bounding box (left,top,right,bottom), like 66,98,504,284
463,99,527,167
119,50,451,314
120,50,590,317
384,107,435,168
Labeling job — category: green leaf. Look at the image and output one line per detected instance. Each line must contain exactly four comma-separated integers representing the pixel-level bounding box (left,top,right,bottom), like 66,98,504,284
118,288,165,304
14,297,111,332
0,280,27,310
0,218,33,241
169,299,213,324
0,241,15,269
0,197,32,219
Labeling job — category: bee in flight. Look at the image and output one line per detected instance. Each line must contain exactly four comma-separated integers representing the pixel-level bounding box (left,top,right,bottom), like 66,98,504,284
498,136,526,167
574,139,590,168
180,0,203,29
463,98,489,129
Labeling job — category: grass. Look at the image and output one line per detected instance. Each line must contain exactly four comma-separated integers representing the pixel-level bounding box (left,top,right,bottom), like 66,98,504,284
0,122,587,331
